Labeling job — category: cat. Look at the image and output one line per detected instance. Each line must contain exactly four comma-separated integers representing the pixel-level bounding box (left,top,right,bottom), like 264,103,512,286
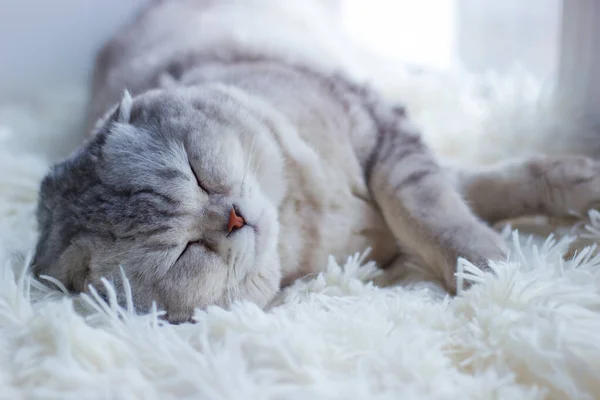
31,0,600,323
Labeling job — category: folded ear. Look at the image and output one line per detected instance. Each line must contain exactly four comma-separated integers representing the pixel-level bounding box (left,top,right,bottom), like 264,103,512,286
90,89,133,136
57,243,92,292
31,157,94,293
32,238,92,293
116,89,133,123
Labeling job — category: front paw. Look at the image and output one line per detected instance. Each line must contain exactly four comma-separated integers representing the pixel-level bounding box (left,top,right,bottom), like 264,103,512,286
444,227,508,294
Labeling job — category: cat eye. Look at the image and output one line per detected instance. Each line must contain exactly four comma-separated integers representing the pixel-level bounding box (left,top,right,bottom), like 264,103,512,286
175,240,216,263
189,163,209,194
187,240,216,253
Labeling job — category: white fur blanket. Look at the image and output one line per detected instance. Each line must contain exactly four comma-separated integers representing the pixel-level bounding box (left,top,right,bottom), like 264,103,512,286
2,6,600,400
2,68,600,400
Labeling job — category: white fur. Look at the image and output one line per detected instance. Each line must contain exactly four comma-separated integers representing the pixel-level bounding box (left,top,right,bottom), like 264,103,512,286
0,229,599,398
1,0,600,397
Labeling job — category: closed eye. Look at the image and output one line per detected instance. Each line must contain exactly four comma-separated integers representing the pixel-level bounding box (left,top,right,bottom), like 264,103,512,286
189,163,209,194
175,240,216,263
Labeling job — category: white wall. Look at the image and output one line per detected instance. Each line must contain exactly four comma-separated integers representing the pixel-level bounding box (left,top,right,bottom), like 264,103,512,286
456,0,561,79
0,0,458,94
0,0,149,93
341,0,458,70
0,0,561,95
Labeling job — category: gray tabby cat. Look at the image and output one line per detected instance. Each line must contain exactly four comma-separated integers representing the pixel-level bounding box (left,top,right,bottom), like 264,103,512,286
32,0,600,323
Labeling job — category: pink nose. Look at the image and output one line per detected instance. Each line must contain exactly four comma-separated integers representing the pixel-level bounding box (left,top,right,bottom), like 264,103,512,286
227,207,245,233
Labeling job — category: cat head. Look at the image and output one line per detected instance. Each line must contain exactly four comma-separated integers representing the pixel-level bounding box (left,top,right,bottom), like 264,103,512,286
32,86,285,323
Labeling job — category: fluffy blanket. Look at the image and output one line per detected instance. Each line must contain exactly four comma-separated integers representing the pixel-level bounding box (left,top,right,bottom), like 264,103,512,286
1,32,600,400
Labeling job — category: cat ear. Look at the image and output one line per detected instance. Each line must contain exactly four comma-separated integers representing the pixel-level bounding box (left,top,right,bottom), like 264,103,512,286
59,243,92,293
32,240,91,294
116,89,133,123
90,89,133,135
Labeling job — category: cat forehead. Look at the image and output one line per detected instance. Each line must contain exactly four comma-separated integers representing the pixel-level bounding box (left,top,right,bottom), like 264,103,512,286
131,87,253,125
101,124,189,178
98,88,259,165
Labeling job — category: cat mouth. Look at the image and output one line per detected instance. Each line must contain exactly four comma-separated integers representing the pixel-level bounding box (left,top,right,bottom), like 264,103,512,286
230,206,272,255
248,210,269,251
250,209,267,234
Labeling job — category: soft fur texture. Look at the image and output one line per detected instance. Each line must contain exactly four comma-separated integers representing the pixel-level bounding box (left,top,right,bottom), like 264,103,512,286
1,1,600,398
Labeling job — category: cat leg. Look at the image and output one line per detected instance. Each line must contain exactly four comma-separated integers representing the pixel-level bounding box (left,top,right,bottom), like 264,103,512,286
453,156,600,224
368,120,507,292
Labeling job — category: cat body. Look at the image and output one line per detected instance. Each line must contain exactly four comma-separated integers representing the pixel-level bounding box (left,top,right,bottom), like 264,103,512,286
32,0,600,322
86,0,402,284
176,63,401,285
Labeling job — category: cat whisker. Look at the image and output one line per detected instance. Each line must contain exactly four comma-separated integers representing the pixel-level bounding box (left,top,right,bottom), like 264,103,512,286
226,257,240,306
228,251,238,283
231,251,244,304
238,241,252,272
225,268,234,306
249,156,264,195
240,133,257,192
224,252,236,306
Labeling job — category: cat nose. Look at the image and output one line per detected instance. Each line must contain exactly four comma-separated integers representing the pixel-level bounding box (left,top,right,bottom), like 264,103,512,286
227,207,245,233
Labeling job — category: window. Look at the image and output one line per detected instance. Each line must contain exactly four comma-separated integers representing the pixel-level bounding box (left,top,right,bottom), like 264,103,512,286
341,0,562,81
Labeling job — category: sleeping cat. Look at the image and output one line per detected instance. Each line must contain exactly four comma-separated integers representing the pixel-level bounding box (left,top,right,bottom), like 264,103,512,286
32,0,600,323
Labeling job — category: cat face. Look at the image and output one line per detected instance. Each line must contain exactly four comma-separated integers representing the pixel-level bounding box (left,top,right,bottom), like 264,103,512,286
32,86,285,322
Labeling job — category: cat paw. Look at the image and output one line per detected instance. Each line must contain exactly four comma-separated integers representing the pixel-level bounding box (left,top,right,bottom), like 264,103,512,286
529,156,600,217
444,226,508,294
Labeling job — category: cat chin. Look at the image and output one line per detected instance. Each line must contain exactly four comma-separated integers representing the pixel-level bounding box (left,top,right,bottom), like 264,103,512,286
233,210,281,309
245,254,282,309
